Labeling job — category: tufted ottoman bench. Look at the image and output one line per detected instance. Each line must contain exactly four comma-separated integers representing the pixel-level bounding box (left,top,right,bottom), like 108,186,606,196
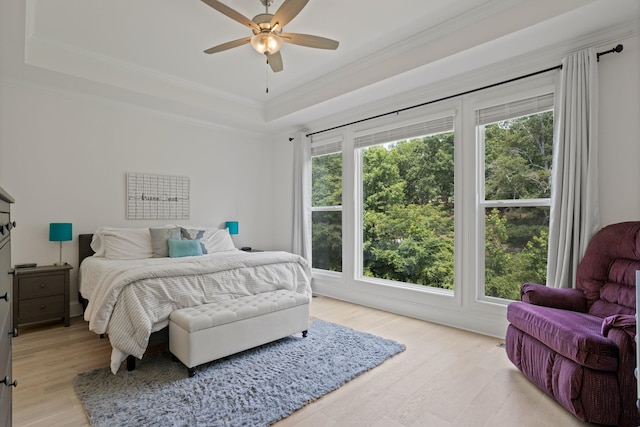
169,289,310,376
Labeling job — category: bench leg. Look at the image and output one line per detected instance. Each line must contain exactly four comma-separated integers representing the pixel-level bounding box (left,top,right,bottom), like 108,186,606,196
126,355,136,371
188,367,196,377
302,330,308,338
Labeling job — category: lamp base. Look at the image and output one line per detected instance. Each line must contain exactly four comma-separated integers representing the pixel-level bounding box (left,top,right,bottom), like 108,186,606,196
54,261,67,266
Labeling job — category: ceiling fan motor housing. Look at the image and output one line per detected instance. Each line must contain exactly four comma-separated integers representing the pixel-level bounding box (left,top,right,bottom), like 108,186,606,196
252,13,279,34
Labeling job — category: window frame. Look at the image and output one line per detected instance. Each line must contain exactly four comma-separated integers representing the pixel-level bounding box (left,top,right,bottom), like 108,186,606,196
352,110,458,293
306,75,558,316
310,133,344,275
473,83,556,305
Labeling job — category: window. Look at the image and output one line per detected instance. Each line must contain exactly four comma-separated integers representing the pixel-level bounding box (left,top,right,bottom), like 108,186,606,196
311,137,342,272
306,77,556,309
477,93,554,301
355,115,455,289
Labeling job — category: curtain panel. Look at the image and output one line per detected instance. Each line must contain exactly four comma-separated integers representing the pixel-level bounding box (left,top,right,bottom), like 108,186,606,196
292,132,311,261
546,47,600,289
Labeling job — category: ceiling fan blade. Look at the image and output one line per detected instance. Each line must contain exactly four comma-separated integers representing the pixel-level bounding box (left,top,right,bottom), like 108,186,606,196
281,33,339,50
204,37,251,54
268,51,284,73
270,0,309,29
201,0,260,32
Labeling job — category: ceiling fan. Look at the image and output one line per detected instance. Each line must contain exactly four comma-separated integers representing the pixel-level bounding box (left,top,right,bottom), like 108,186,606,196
201,0,339,73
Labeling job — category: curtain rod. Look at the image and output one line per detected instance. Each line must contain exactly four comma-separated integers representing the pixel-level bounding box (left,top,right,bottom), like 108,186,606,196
306,44,623,138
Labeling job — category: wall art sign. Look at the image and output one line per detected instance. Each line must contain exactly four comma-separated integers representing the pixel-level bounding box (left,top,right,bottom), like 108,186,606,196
126,173,190,220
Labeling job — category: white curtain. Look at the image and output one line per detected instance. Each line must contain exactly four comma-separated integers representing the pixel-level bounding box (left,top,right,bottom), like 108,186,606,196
291,131,311,261
546,47,600,288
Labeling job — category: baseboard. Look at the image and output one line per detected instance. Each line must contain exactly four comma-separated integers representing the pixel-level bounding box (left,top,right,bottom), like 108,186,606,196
312,280,509,339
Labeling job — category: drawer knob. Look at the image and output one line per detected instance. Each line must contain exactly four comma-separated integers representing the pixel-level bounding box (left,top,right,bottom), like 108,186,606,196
39,283,46,288
1,376,17,387
8,328,17,338
40,304,46,310
0,292,8,301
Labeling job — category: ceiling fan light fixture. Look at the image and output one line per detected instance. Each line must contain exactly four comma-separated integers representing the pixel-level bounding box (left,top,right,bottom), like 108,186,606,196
251,32,282,55
202,0,340,73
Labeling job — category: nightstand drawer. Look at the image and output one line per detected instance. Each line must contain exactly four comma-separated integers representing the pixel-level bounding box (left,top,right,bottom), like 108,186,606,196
19,274,65,298
18,295,64,319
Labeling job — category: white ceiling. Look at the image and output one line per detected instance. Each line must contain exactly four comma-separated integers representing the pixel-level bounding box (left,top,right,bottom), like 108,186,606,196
2,0,639,134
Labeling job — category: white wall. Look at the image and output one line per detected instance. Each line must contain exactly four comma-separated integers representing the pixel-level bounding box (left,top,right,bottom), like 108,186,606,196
271,32,640,338
0,81,275,316
271,136,296,252
598,34,640,226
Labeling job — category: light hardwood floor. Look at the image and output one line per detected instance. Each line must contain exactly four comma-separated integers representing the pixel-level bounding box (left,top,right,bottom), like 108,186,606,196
12,296,591,427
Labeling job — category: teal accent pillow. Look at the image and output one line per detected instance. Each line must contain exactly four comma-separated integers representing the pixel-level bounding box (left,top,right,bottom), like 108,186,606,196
168,238,203,258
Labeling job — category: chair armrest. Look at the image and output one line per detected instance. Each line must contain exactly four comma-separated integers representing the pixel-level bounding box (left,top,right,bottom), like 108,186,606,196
603,325,638,426
520,283,587,312
601,314,636,339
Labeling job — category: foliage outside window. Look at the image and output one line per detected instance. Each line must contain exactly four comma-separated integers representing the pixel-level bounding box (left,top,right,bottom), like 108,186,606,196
479,93,554,300
357,116,455,290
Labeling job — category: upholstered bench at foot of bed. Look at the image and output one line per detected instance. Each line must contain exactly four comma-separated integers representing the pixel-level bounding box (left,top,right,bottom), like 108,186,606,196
169,289,311,377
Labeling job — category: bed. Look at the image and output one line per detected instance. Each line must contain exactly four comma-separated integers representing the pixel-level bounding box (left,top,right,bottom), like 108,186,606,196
78,226,312,374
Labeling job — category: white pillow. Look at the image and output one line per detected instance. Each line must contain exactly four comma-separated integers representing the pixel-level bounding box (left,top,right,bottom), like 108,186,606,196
203,228,236,253
91,227,152,259
90,227,119,257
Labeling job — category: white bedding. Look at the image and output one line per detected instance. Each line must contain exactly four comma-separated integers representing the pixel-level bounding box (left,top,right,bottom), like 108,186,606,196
79,250,312,373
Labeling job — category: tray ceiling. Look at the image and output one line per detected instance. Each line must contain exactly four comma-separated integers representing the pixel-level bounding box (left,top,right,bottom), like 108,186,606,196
3,0,638,133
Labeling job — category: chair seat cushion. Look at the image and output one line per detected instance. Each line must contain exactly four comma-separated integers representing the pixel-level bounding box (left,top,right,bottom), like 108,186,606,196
507,301,618,371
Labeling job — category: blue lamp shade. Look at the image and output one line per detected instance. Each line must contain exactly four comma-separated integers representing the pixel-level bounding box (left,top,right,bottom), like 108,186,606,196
49,223,72,242
225,221,239,235
49,223,72,266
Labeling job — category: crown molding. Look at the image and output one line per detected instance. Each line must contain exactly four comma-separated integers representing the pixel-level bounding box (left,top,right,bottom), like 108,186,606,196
0,75,266,139
26,34,263,109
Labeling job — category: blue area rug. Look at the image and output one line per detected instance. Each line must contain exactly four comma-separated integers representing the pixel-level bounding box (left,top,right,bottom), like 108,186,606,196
73,319,405,426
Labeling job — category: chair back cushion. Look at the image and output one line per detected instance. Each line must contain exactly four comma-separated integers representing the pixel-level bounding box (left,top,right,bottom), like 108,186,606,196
576,221,640,318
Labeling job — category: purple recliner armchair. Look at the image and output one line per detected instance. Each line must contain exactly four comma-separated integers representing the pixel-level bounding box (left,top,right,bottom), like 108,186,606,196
506,221,640,426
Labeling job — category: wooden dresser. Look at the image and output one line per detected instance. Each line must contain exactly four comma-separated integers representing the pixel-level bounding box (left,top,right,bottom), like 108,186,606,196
0,186,16,426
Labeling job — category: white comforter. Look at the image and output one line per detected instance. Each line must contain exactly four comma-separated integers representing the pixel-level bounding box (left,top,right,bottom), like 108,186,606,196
80,251,311,373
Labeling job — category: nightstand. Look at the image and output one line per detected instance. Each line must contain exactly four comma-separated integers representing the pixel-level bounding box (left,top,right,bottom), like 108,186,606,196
12,264,72,329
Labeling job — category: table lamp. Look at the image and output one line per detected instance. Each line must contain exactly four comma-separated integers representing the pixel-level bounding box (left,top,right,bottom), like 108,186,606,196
225,221,239,235
49,223,72,266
